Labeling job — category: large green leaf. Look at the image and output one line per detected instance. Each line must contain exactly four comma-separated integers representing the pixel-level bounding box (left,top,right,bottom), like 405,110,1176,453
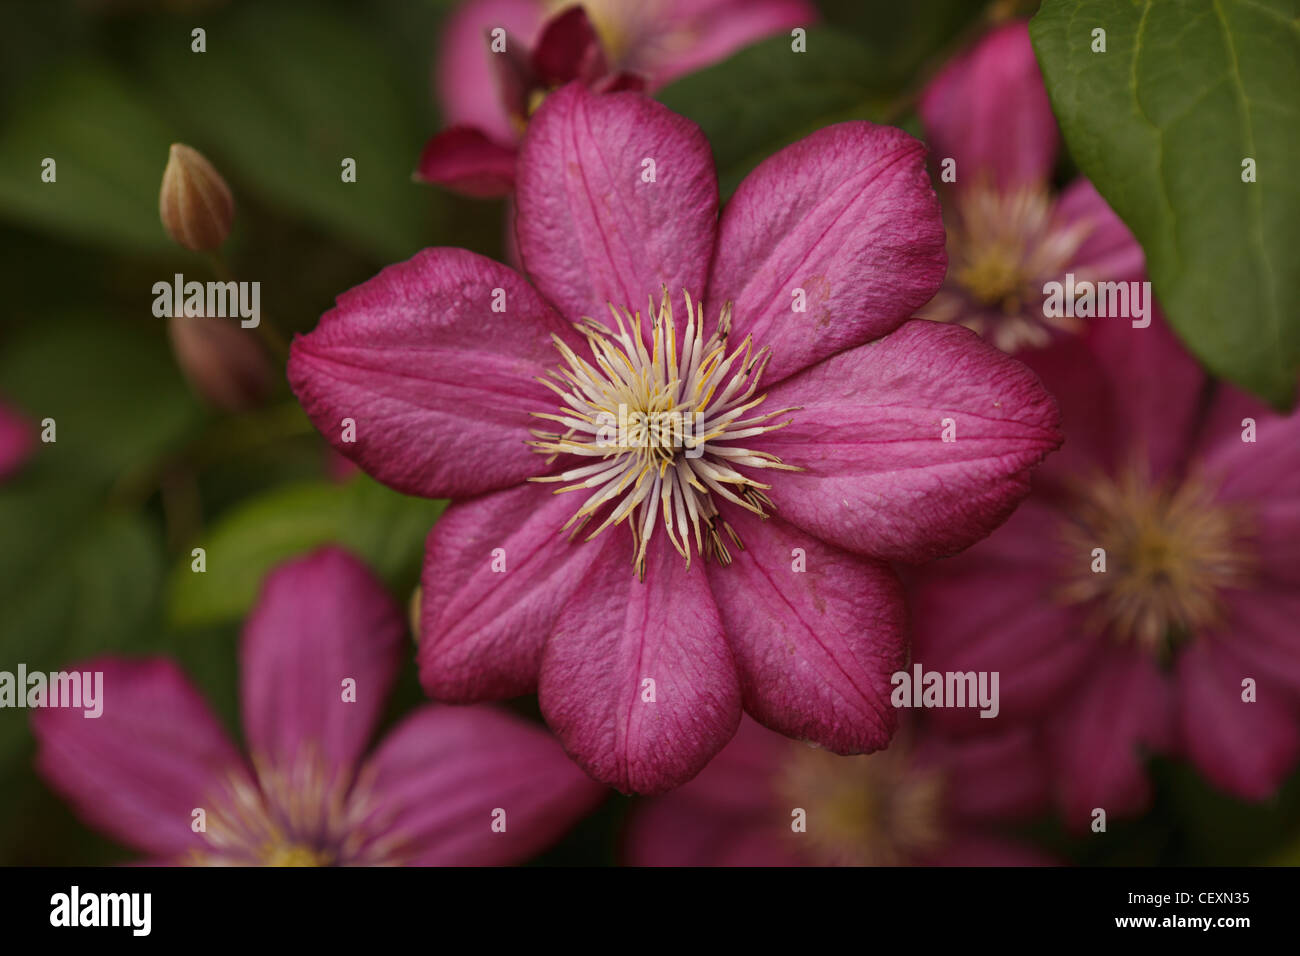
0,62,177,250
1031,0,1300,408
657,31,895,197
168,476,445,628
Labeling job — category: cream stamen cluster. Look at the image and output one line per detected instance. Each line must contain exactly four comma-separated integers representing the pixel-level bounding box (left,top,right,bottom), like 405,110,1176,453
1056,466,1254,656
530,289,797,577
921,182,1092,352
189,749,402,866
775,741,946,867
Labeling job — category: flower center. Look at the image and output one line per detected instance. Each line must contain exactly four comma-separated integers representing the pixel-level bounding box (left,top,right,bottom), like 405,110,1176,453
775,741,946,867
263,844,333,867
921,182,1091,352
1055,465,1254,656
530,289,797,577
186,749,402,867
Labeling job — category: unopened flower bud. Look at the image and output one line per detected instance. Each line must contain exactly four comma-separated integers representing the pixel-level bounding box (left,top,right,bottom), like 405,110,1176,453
159,143,234,251
167,312,272,412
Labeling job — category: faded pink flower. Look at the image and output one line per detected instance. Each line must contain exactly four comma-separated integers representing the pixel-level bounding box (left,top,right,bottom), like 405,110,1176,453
626,717,1054,866
911,315,1300,824
33,548,602,865
0,399,35,481
289,84,1062,793
419,0,813,195
918,21,1144,352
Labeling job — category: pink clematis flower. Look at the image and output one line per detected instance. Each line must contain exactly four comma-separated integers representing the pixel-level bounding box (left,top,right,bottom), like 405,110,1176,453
419,0,813,195
32,548,603,865
917,21,1144,352
289,84,1062,794
626,717,1054,866
0,399,35,481
911,314,1300,824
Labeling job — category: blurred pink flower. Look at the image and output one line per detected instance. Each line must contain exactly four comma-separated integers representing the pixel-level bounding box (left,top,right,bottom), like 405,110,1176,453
33,548,603,865
918,21,1144,352
419,0,813,195
626,717,1054,866
289,84,1062,793
911,315,1300,823
0,399,35,481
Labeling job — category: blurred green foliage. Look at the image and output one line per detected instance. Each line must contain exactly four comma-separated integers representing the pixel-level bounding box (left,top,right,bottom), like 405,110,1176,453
168,475,445,629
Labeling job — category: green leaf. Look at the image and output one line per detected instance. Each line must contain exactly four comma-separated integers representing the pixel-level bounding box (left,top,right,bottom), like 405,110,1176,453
657,31,895,197
1031,0,1300,408
168,476,445,628
137,3,437,261
0,62,177,250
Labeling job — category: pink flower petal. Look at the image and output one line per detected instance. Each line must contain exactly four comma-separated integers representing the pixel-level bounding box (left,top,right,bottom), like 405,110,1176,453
706,509,905,753
1045,647,1174,826
758,320,1061,562
919,21,1058,190
1220,589,1300,693
1077,309,1207,482
910,499,1101,729
1176,388,1300,798
32,657,245,859
288,247,572,498
708,122,947,384
515,83,718,323
593,71,648,94
628,810,797,866
1176,639,1299,800
1196,384,1300,512
531,5,607,86
1013,338,1123,484
0,399,34,480
538,533,742,793
418,481,608,701
623,718,801,866
241,548,406,776
435,0,542,145
646,0,816,86
1019,312,1201,488
922,727,1050,822
354,705,604,865
1057,177,1145,282
415,126,518,198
